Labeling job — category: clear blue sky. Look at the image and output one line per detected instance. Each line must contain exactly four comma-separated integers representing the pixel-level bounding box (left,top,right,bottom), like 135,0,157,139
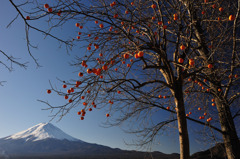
0,0,219,155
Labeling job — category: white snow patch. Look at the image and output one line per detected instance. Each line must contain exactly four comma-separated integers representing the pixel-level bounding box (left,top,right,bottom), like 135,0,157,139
6,123,80,142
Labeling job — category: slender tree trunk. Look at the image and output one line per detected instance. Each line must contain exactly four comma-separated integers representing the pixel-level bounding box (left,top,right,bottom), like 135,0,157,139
215,97,240,159
174,80,190,159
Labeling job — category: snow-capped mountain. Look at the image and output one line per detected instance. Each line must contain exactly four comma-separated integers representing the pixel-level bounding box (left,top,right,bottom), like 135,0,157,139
0,123,180,159
5,123,79,142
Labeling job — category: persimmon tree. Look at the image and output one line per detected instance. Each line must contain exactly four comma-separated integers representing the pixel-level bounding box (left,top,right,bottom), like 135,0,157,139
0,0,43,84
8,0,240,159
179,0,240,158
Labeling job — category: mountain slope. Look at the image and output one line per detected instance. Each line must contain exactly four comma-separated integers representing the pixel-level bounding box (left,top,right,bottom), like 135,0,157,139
190,143,227,159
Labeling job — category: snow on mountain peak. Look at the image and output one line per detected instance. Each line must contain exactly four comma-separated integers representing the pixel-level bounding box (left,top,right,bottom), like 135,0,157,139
5,123,79,142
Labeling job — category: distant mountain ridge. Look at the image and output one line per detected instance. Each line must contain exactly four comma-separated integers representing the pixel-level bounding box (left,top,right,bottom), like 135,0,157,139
0,123,180,159
0,123,228,159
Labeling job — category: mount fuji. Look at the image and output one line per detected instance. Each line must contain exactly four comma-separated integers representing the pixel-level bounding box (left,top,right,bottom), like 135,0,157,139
5,123,79,142
0,123,180,159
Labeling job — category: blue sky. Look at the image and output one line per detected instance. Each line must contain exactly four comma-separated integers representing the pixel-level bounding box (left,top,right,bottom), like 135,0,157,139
0,0,221,155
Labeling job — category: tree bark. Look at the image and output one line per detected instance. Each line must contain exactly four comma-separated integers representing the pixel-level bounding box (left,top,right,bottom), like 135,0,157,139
174,80,190,159
215,97,240,159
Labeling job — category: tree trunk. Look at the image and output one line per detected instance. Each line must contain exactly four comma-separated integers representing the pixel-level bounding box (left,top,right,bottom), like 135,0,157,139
215,98,240,159
174,81,190,159
185,5,240,158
